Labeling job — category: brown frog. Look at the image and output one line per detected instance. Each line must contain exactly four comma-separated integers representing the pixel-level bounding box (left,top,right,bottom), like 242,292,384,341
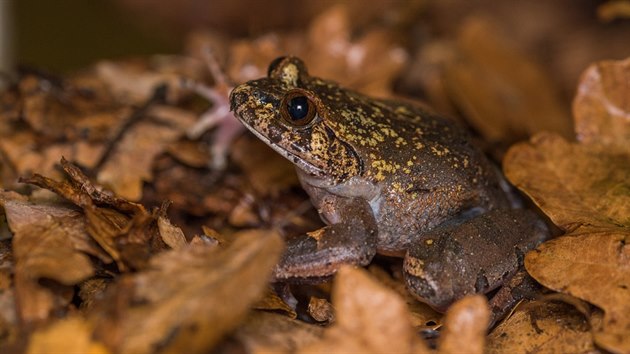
229,56,548,311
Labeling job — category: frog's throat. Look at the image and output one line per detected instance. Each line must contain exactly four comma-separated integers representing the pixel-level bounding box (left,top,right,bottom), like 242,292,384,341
240,122,326,177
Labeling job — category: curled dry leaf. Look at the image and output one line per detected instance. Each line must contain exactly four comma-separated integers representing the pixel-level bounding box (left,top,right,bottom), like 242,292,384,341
253,287,297,319
504,132,630,232
298,266,429,354
487,301,595,353
22,158,186,271
0,191,94,324
90,229,283,354
157,216,187,250
307,297,335,323
573,57,630,154
22,170,129,271
445,17,572,143
525,232,630,353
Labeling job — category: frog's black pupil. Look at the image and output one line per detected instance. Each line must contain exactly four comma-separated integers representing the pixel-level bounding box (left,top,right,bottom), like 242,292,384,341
287,96,309,121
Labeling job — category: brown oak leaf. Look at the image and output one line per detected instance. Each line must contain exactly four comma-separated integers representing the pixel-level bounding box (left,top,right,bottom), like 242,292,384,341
504,57,630,353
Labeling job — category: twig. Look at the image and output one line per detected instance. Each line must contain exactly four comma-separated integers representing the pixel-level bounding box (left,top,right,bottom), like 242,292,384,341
92,84,168,174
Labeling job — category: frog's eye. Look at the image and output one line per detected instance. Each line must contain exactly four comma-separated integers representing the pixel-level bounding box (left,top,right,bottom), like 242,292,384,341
281,90,317,127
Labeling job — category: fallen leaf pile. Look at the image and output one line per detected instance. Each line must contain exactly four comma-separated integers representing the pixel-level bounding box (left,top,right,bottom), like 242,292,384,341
504,57,630,353
1,1,630,353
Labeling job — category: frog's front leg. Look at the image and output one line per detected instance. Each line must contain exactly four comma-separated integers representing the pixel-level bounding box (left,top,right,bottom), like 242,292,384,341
403,209,549,312
273,196,378,281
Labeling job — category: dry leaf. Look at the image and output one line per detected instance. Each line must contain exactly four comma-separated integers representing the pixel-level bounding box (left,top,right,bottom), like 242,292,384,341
504,132,630,232
187,3,406,98
0,239,16,343
157,215,187,250
253,287,297,319
368,265,442,330
0,132,67,184
22,158,187,271
98,105,197,201
307,297,335,323
231,312,324,353
438,295,489,354
231,135,299,196
573,57,630,154
17,74,121,141
504,57,630,353
23,169,130,271
598,0,630,22
78,278,111,312
526,232,630,352
0,191,95,324
0,239,11,289
304,5,408,97
226,33,304,84
487,301,595,353
27,317,110,354
0,289,17,346
93,57,206,104
90,229,283,354
298,266,429,354
445,17,572,143
2,192,109,263
165,139,212,168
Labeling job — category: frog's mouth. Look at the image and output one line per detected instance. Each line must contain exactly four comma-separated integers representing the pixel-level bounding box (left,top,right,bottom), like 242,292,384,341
235,114,326,178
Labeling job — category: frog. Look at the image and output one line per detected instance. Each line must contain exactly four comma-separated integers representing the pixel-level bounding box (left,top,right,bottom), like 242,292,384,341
229,56,549,312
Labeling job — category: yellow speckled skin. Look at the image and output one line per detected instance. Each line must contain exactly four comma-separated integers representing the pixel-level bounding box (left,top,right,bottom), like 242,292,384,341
230,57,548,311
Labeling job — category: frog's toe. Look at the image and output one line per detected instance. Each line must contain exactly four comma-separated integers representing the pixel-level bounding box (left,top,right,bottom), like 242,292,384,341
403,255,458,312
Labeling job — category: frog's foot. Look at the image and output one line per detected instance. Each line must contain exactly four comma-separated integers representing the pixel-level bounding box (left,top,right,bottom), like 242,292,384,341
403,209,549,312
185,48,244,169
272,198,378,282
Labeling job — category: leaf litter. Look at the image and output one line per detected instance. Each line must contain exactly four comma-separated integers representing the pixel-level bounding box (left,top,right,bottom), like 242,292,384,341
504,57,630,353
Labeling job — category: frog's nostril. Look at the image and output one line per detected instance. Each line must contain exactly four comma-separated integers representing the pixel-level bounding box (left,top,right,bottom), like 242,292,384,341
229,86,249,112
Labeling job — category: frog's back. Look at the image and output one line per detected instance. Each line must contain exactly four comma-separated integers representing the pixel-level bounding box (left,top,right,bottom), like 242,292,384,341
348,97,511,254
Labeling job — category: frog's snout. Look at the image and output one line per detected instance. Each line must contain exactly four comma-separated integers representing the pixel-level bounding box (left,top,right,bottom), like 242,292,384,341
228,85,250,113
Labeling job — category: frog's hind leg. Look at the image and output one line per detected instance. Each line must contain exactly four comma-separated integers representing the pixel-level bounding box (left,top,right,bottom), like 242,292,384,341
403,209,549,312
